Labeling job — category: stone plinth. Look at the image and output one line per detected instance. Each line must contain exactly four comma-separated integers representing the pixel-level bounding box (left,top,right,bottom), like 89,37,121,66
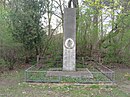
46,68,93,78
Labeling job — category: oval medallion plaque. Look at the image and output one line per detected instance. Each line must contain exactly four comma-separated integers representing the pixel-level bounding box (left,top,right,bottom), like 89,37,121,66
65,38,74,49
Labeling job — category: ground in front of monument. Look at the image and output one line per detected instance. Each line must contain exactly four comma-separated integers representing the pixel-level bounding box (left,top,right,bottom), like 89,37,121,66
1,66,130,97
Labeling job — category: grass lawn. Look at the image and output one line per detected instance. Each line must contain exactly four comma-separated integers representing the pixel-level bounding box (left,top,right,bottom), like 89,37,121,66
0,69,130,97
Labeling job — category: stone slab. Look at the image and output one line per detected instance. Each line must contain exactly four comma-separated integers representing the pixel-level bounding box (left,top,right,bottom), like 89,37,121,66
46,68,93,78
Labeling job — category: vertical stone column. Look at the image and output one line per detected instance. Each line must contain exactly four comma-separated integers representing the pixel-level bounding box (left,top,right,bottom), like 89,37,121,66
63,8,76,71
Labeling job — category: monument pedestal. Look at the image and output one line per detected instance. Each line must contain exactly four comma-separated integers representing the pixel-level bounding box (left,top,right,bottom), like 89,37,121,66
46,68,93,78
63,8,76,71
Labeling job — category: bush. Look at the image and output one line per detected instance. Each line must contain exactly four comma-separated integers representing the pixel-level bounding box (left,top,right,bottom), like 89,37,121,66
0,58,7,67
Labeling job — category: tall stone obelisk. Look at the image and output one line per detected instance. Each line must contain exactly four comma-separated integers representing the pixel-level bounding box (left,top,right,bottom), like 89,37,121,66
63,8,76,71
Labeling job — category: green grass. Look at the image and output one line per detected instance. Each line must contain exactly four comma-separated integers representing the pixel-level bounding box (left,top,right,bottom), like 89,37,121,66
0,69,130,97
128,77,130,80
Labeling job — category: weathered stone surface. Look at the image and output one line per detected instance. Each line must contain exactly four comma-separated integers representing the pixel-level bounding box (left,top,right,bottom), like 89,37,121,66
46,68,93,78
63,8,76,71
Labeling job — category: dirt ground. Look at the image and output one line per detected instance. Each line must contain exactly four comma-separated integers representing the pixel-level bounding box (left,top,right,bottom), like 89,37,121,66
114,68,130,94
0,66,130,97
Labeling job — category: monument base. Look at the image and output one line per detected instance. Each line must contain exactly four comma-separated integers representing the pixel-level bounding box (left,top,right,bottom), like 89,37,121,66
46,68,93,78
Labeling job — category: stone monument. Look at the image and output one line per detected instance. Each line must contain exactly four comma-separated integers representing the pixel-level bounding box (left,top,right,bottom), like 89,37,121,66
46,0,93,79
63,0,77,71
63,8,76,71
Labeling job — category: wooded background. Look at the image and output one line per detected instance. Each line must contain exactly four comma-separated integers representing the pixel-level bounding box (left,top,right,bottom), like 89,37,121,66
0,0,130,70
